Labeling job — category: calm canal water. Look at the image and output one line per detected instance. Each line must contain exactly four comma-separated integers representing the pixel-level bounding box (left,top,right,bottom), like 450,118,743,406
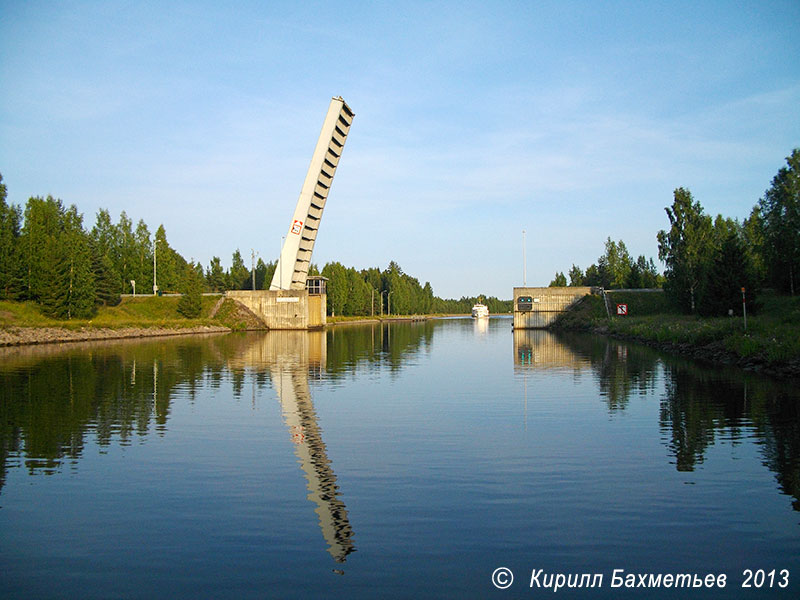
1,317,799,599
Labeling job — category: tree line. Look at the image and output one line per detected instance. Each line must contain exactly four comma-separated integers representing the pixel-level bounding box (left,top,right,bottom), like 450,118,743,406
549,238,662,289
657,148,799,315
0,173,494,318
548,148,799,316
0,178,208,318
319,260,514,316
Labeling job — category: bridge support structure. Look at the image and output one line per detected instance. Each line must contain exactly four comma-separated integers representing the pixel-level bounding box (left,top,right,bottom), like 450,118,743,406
227,278,327,330
513,286,598,329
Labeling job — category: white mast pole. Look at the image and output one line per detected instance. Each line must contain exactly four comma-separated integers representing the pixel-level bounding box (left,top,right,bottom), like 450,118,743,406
522,229,527,286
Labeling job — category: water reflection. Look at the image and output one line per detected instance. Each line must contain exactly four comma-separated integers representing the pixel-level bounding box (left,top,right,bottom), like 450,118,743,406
1,321,799,526
512,328,800,509
473,317,488,335
560,333,661,411
513,329,590,371
658,359,800,509
325,320,434,377
0,324,438,568
0,324,436,492
228,331,355,563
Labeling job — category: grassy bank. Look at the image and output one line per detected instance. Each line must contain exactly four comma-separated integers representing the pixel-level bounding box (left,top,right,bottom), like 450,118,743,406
0,296,219,329
552,291,800,377
0,296,267,332
0,297,463,332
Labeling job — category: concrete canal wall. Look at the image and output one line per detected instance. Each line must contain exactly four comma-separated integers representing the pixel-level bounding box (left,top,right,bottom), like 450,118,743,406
225,290,326,330
513,286,598,329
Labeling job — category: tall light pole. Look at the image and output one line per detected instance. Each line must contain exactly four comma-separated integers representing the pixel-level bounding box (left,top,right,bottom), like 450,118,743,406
280,236,285,290
153,238,160,295
251,249,259,291
388,291,393,316
522,229,527,286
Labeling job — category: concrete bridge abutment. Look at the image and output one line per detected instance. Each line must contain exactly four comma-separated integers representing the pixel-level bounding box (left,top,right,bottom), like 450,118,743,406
225,289,326,330
513,286,599,329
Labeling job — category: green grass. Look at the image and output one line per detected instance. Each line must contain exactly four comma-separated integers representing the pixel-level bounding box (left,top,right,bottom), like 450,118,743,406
553,291,800,367
0,300,62,327
0,296,223,329
549,294,607,330
211,297,267,331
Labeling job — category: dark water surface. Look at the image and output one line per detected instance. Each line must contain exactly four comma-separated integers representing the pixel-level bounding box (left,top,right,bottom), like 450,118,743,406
1,317,799,599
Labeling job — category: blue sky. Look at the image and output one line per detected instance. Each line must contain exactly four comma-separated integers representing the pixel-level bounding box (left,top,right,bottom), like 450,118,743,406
1,1,798,298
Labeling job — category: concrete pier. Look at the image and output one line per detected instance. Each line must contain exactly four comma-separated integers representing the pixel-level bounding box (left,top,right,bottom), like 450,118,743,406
226,289,326,330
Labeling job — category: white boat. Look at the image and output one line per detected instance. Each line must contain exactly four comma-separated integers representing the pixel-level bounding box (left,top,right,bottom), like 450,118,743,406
471,302,489,318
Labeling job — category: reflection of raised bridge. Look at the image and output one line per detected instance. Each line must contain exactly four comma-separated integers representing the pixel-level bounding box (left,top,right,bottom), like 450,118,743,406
228,332,355,563
273,367,354,563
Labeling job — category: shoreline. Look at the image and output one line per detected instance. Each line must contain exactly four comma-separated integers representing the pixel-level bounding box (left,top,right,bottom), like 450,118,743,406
0,325,232,347
0,314,469,347
6,316,795,380
553,322,800,380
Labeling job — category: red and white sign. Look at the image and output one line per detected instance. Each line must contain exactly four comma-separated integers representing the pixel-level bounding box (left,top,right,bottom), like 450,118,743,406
616,304,628,316
291,219,303,235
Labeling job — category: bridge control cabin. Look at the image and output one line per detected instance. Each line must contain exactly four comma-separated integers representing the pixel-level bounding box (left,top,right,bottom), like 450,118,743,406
513,286,596,329
305,275,327,296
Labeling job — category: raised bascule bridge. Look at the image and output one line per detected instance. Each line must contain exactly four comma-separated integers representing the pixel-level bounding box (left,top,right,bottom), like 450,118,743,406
227,96,354,329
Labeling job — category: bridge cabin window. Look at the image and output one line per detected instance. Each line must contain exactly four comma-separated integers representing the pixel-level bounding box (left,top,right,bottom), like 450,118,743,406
517,296,533,311
306,276,328,296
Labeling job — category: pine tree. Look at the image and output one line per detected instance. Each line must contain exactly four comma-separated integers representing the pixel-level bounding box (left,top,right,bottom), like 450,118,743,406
177,263,203,318
697,228,757,316
227,249,249,290
90,239,121,307
254,258,268,291
0,173,22,299
206,256,227,291
758,148,800,294
599,238,632,289
153,225,186,292
43,207,96,319
19,196,63,302
261,260,276,290
115,211,137,294
568,265,584,286
321,261,348,316
90,208,121,293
